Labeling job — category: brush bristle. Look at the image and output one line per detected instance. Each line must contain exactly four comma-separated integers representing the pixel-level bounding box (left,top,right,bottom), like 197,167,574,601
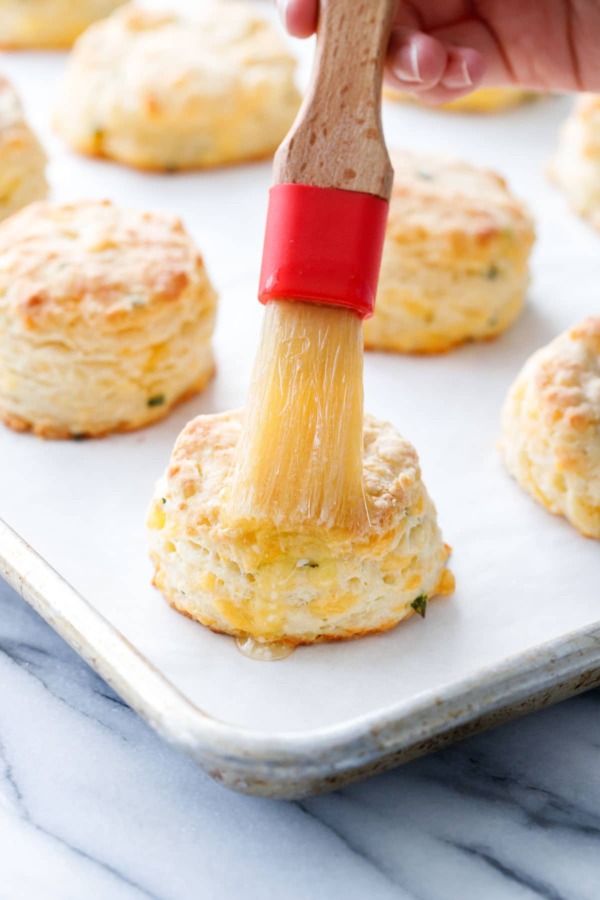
226,300,368,533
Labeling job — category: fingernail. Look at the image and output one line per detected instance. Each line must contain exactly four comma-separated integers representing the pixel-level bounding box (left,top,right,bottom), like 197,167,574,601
443,58,473,89
276,0,289,27
393,41,423,84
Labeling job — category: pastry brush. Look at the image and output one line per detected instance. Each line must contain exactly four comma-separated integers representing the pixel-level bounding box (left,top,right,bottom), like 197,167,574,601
227,0,395,533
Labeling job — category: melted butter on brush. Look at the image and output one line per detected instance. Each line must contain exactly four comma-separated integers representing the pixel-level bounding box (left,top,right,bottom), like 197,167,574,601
223,300,369,653
236,636,295,661
225,300,369,533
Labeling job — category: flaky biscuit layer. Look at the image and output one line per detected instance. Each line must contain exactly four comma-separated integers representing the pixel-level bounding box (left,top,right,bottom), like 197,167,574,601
148,411,454,645
364,151,535,354
502,317,600,539
550,94,600,231
54,3,301,170
0,78,47,221
0,200,217,437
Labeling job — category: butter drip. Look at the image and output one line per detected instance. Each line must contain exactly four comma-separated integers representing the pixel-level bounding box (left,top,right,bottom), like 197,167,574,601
235,636,295,661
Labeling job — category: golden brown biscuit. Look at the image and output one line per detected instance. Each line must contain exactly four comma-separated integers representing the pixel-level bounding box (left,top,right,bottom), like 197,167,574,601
0,77,47,220
0,200,217,438
364,151,535,354
0,0,125,49
550,94,600,231
501,318,600,539
148,410,454,646
54,3,301,171
385,86,539,113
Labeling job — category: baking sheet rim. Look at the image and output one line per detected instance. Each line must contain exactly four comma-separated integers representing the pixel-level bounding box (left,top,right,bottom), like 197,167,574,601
2,515,600,797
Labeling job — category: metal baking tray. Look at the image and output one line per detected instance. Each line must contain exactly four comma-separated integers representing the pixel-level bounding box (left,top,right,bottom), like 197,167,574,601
1,38,599,799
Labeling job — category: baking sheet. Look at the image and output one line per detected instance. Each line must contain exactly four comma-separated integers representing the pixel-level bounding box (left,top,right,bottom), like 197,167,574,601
1,9,599,776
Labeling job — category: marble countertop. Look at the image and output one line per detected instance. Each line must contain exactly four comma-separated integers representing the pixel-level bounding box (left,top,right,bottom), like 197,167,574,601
2,576,599,900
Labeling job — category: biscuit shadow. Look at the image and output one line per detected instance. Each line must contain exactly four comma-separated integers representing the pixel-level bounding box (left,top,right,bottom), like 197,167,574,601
164,379,226,432
445,298,559,380
491,298,559,359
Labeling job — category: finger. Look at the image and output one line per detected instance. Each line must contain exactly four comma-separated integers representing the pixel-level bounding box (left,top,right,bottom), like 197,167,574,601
438,46,484,92
430,20,513,86
386,28,448,91
277,0,318,38
397,0,472,32
414,46,485,105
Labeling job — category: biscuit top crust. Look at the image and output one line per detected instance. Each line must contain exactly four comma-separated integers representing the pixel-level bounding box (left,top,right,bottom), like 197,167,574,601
167,411,423,543
531,317,600,438
0,200,209,326
73,3,297,110
388,150,534,244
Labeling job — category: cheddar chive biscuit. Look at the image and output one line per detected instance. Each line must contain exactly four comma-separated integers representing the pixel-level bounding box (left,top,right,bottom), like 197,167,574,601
0,78,47,221
54,3,301,171
385,86,539,113
0,0,125,49
148,411,454,646
0,200,216,438
501,318,600,539
364,151,535,354
550,94,600,231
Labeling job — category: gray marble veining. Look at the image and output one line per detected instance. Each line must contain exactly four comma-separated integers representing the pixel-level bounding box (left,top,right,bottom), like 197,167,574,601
1,576,599,900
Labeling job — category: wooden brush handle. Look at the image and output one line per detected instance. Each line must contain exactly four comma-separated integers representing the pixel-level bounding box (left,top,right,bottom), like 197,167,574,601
274,0,396,201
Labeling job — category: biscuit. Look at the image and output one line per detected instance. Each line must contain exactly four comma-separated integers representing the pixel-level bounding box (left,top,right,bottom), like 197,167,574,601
364,151,535,354
0,78,47,220
148,410,454,646
0,200,216,439
550,94,600,231
0,0,125,49
54,3,301,171
501,318,600,539
385,86,538,113
430,87,538,113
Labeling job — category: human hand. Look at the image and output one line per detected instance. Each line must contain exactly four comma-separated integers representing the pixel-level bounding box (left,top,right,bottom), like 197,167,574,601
277,1,600,104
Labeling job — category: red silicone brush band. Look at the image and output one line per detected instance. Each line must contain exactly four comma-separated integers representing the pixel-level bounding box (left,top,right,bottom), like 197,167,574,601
258,184,389,319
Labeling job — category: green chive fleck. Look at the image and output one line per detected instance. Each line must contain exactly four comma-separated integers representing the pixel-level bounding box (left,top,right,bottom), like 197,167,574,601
147,394,166,407
416,170,434,181
161,497,167,505
411,594,428,618
486,265,500,280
